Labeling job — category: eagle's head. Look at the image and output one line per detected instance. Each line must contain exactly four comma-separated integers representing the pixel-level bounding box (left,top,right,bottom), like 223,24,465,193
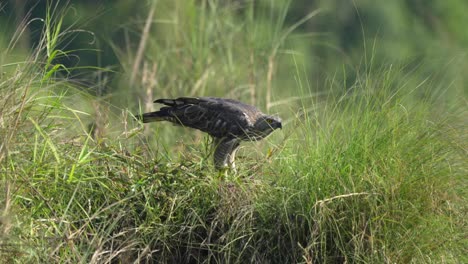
252,114,282,139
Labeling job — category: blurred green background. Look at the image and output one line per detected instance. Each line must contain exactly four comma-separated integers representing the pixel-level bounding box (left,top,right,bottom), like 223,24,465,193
2,0,467,101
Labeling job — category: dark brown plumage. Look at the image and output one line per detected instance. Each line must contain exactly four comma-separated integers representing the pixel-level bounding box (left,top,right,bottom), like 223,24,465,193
137,97,282,170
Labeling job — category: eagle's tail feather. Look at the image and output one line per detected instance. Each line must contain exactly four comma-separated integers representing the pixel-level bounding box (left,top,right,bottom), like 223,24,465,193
135,110,168,123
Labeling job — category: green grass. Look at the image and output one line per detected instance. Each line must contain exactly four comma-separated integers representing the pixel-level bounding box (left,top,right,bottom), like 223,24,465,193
1,1,467,263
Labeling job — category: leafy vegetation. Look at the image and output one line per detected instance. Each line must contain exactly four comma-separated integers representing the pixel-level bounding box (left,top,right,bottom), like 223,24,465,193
1,1,466,263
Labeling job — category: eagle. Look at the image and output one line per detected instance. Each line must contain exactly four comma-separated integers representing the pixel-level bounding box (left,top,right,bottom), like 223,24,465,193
136,97,282,170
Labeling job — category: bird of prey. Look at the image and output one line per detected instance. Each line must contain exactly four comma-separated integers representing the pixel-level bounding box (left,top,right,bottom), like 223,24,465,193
136,97,282,170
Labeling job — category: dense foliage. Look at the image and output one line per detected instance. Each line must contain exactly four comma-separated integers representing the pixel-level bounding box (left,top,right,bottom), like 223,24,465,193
1,1,466,263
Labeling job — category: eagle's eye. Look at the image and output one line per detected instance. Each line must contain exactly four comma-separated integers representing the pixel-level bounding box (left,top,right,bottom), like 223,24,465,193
266,118,274,124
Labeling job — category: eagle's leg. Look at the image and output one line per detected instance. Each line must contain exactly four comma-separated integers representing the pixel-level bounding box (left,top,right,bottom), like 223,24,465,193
227,146,239,174
213,137,240,176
